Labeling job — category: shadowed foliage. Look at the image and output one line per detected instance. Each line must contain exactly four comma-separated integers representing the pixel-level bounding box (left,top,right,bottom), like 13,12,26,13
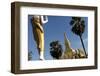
50,41,63,59
28,51,33,60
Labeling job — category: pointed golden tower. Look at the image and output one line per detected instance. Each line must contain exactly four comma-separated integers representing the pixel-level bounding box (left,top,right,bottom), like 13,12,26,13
63,33,73,59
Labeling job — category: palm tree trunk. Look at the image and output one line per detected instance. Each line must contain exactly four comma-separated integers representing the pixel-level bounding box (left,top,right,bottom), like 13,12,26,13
79,35,87,58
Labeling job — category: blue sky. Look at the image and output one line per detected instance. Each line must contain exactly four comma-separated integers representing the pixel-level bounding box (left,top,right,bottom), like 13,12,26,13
28,15,88,60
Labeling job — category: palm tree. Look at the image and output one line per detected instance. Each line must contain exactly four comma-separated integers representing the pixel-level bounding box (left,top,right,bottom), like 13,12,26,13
49,41,63,59
70,17,87,58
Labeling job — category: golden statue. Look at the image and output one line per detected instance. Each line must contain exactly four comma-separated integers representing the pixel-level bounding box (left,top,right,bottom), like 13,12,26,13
31,15,48,60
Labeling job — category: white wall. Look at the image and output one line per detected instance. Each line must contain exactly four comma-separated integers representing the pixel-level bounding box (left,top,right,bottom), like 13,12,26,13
0,0,100,76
